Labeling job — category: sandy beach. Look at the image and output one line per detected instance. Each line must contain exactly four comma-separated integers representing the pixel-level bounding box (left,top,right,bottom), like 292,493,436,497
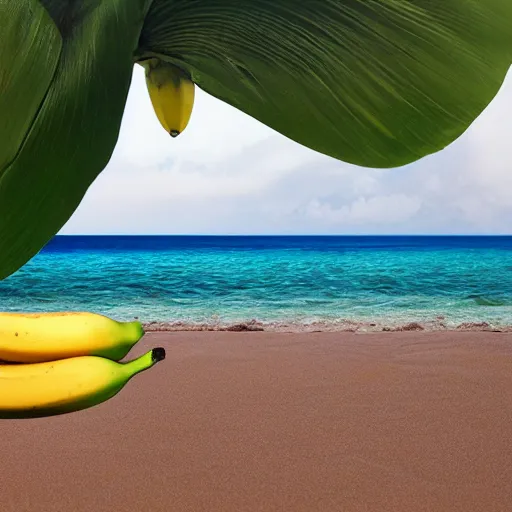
2,330,512,511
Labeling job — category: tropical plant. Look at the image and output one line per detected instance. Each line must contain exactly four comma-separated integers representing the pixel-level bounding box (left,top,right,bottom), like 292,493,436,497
0,0,510,280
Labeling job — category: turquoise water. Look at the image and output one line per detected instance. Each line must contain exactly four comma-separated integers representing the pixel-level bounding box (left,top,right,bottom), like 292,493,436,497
0,236,511,329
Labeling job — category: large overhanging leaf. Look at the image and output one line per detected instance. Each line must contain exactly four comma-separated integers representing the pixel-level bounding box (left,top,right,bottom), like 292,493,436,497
0,0,61,172
138,0,512,168
0,0,151,280
0,0,510,281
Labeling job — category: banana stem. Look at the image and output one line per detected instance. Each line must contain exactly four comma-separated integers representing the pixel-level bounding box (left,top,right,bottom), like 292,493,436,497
123,347,166,377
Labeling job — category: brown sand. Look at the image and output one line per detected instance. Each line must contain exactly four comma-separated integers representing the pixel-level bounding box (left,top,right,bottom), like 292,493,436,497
2,331,512,512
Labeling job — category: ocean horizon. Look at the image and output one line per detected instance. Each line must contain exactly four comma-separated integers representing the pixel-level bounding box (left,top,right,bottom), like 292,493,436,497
1,235,511,332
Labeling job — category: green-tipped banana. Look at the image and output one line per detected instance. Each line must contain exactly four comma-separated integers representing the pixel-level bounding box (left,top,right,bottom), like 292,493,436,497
141,58,195,137
0,311,144,363
0,347,166,419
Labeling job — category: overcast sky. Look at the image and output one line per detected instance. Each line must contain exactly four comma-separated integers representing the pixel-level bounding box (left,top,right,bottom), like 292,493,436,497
61,65,512,235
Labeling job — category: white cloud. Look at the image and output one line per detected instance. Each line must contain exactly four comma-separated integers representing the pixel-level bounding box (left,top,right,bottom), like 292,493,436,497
61,66,512,235
305,195,421,226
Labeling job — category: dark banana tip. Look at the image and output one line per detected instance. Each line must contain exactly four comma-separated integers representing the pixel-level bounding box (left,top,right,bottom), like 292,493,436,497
151,347,166,363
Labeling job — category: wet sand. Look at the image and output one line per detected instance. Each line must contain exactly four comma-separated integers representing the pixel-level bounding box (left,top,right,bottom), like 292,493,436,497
2,330,512,512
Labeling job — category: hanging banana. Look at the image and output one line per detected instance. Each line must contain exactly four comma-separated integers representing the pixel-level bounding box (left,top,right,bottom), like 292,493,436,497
141,58,195,138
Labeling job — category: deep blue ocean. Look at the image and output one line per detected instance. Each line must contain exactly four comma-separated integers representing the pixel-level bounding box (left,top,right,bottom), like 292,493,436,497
0,236,511,329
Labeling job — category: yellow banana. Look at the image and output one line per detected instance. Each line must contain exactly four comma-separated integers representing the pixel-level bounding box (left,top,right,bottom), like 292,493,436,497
141,58,195,137
0,312,144,363
0,347,166,419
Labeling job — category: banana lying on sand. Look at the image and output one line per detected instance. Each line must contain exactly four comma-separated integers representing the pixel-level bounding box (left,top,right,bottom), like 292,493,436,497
141,58,195,138
0,347,165,419
0,311,144,363
0,312,165,419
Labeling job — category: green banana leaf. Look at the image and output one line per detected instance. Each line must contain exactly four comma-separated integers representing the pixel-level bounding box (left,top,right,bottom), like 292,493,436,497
0,0,61,172
0,0,151,280
0,0,510,280
138,0,512,168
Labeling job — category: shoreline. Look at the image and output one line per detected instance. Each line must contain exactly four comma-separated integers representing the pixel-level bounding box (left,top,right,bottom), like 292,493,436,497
142,318,512,333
